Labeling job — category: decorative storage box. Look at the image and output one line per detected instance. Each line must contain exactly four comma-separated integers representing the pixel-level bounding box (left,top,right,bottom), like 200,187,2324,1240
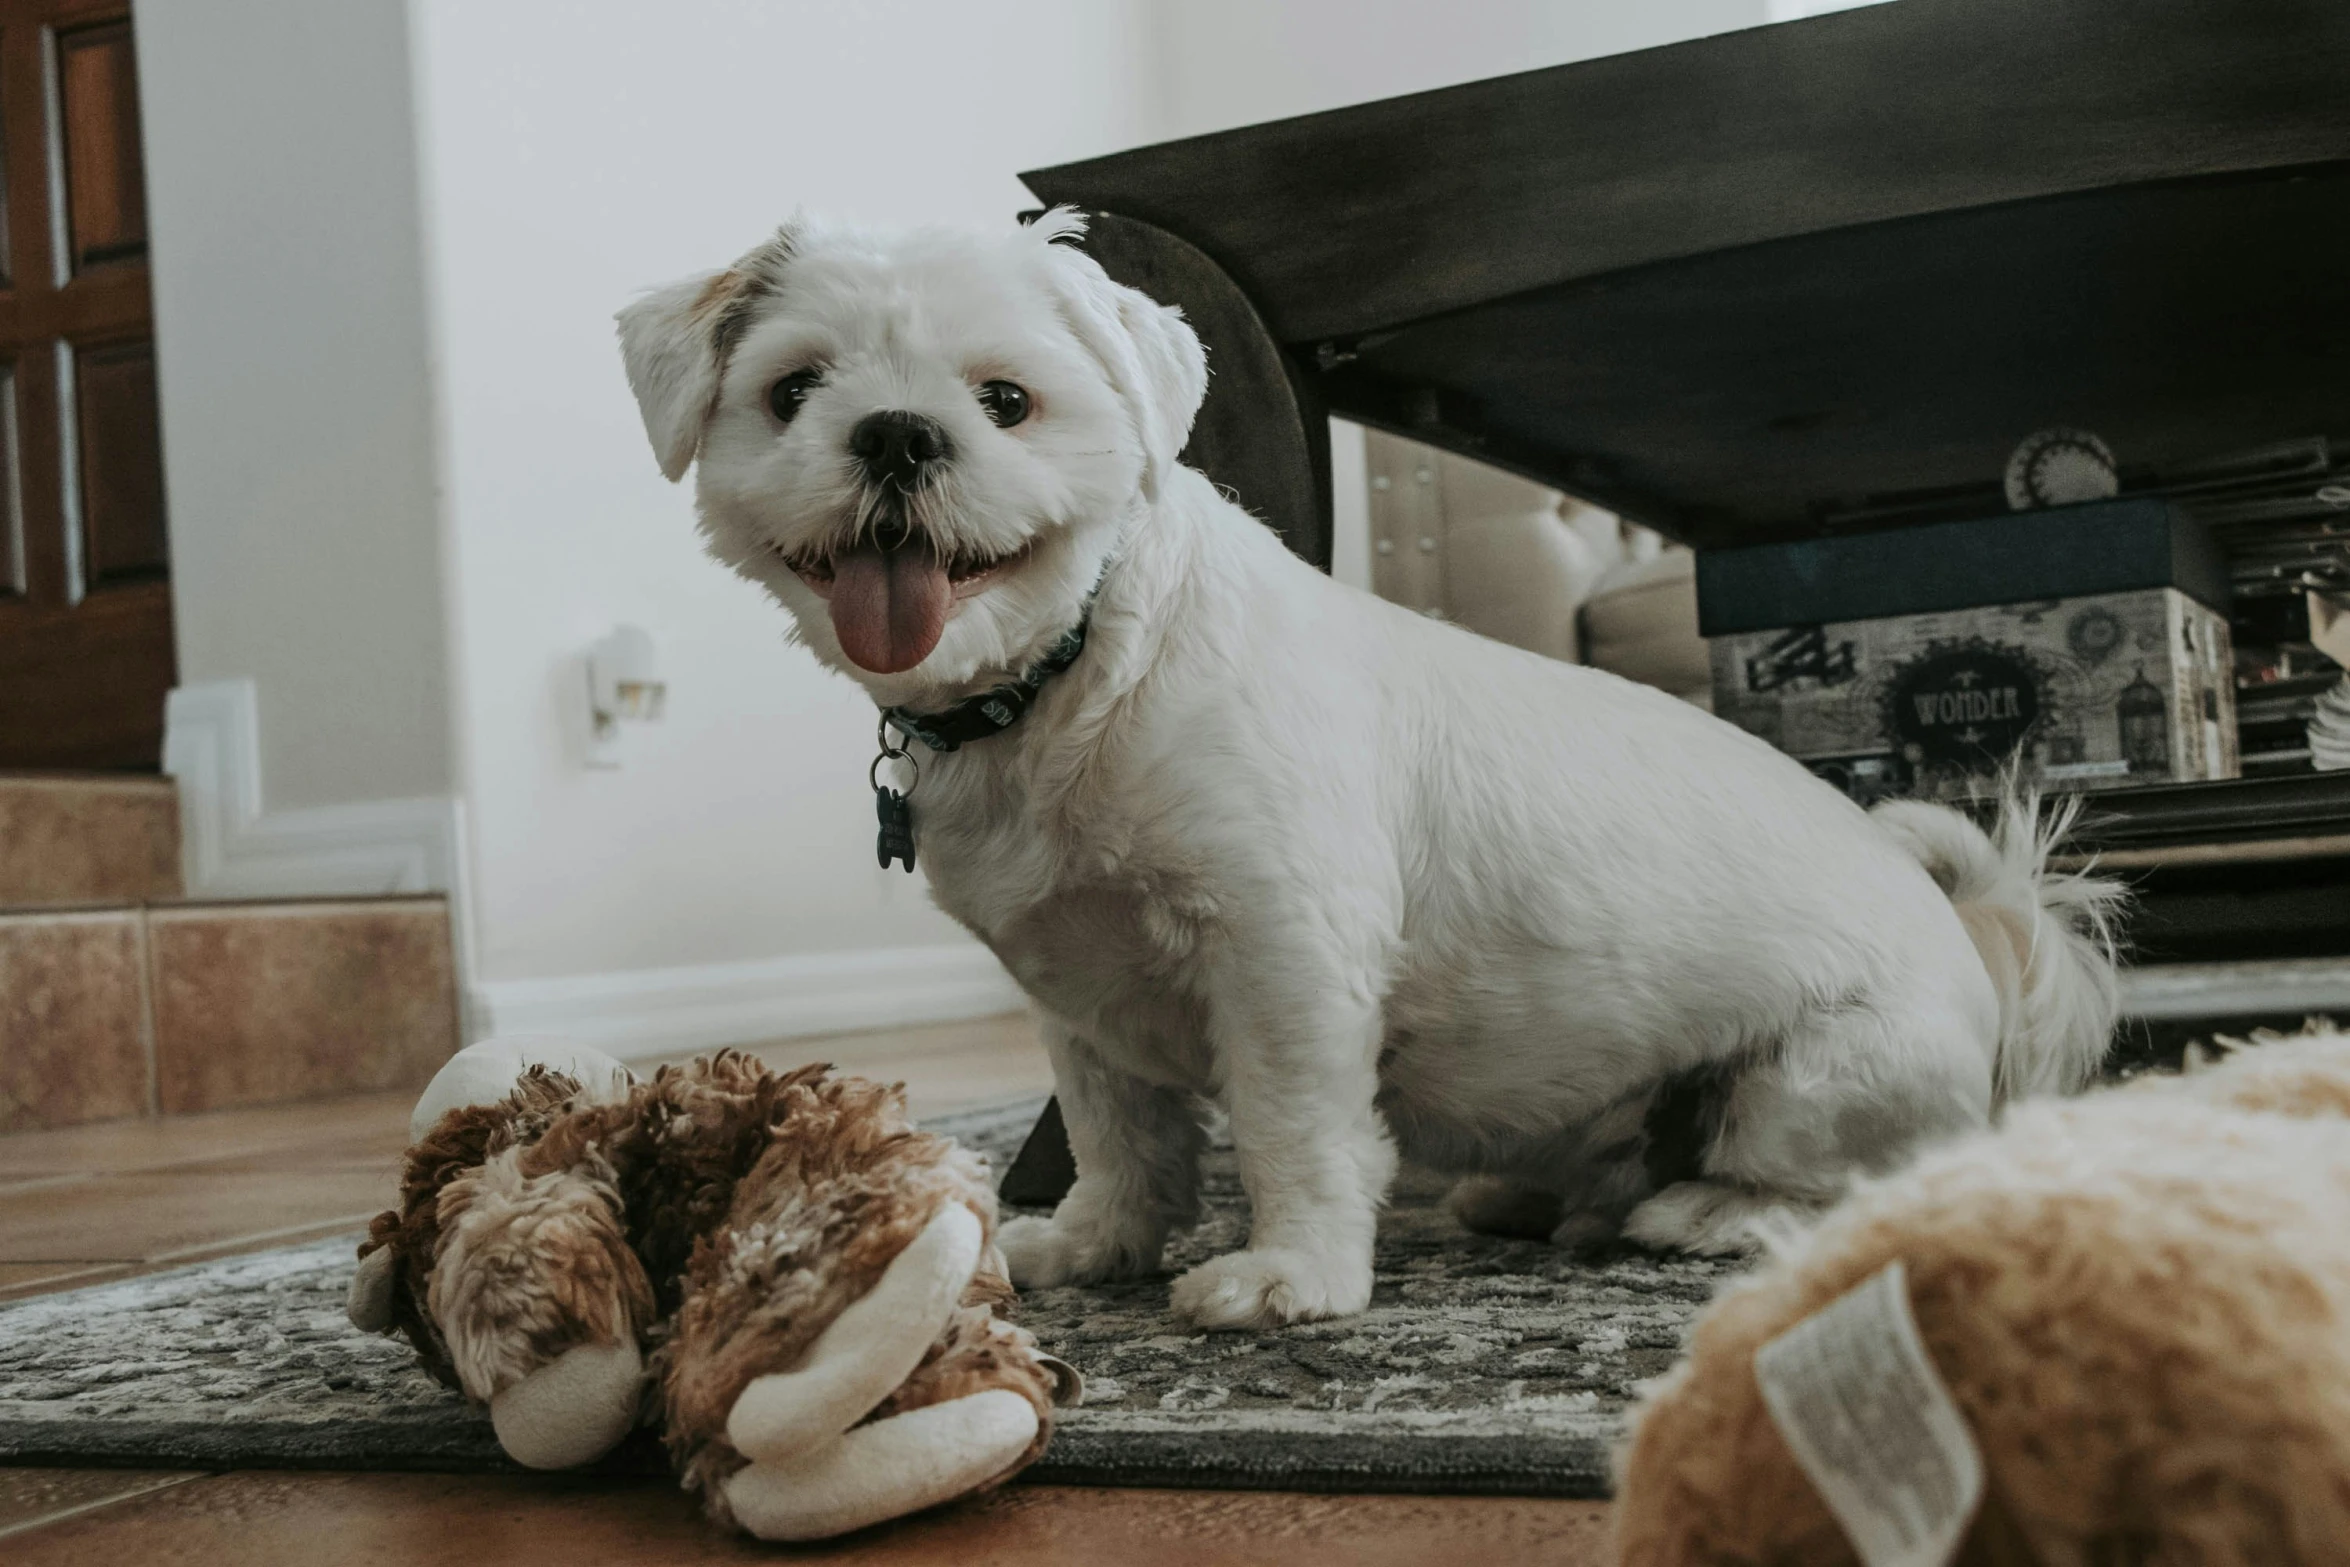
1707,589,2237,804
1698,500,2240,803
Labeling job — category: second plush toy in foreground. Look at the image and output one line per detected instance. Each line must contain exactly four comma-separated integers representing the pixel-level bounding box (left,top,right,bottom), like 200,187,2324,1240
347,1042,1076,1540
1612,1025,2350,1566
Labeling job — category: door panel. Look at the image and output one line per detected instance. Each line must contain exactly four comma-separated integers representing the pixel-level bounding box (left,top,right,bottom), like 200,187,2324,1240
71,334,161,584
0,359,19,597
0,580,169,765
54,18,143,274
0,0,168,771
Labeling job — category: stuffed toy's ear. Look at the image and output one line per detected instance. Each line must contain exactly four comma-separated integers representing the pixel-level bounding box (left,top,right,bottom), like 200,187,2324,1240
1033,209,1209,504
346,1244,398,1333
1036,1353,1085,1408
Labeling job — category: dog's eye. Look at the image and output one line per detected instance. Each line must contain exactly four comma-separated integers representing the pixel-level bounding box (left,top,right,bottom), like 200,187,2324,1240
768,369,822,424
975,380,1031,429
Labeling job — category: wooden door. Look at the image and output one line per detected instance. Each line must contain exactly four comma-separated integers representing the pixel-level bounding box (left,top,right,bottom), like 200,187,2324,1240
0,0,167,771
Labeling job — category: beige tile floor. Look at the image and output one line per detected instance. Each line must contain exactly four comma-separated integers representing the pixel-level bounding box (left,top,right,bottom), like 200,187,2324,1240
0,1013,1612,1563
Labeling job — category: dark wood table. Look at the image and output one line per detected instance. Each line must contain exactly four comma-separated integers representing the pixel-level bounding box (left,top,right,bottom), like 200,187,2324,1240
997,0,2350,1199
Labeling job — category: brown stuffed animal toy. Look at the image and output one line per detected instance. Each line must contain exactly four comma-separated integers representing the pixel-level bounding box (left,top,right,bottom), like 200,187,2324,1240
1611,1023,2350,1567
346,1038,1077,1540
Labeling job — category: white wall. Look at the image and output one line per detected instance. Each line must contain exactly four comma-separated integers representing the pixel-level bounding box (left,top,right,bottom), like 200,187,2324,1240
1149,0,1770,141
1768,0,1897,20
406,0,1159,1007
141,0,453,813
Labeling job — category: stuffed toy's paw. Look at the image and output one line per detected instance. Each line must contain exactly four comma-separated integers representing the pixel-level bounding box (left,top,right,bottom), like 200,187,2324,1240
653,1069,1076,1539
716,1202,1069,1540
726,1388,1047,1542
724,1202,987,1464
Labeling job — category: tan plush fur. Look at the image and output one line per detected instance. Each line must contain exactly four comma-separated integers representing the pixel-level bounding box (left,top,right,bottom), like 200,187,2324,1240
360,1067,588,1391
1610,1026,2350,1566
357,1051,1061,1529
431,1140,656,1401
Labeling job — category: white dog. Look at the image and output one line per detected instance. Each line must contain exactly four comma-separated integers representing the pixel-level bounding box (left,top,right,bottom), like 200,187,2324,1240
617,210,2123,1331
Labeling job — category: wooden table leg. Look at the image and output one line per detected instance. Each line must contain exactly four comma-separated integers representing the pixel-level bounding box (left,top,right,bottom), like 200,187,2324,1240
1075,210,1333,572
997,1096,1078,1207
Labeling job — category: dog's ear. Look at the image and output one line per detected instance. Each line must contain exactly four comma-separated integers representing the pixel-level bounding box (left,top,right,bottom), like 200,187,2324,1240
616,271,734,482
615,226,800,482
1118,294,1210,503
1034,212,1209,504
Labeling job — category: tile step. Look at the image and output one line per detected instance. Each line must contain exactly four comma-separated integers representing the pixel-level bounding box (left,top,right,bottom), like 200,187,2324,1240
0,774,182,907
0,895,457,1134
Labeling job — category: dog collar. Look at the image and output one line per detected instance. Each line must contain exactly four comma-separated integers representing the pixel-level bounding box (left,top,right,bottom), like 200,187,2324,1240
868,608,1092,872
881,614,1091,754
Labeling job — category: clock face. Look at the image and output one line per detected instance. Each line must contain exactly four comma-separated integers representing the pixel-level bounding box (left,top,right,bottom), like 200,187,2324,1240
2004,427,2119,511
2067,606,2126,665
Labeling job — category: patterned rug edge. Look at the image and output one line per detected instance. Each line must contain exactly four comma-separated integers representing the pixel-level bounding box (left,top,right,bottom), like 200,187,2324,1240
0,1404,1618,1498
0,1097,1651,1497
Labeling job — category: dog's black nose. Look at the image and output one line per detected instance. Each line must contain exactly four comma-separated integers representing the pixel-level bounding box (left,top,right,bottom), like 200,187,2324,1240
849,411,952,487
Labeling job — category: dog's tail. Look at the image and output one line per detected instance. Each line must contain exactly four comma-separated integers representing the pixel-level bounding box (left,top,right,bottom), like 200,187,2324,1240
1872,789,2127,1102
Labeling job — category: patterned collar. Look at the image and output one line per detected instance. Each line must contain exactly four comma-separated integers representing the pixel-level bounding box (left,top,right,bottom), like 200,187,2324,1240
880,611,1091,754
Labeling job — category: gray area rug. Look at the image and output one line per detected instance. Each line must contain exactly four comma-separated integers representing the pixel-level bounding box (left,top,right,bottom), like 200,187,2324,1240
0,1098,1734,1495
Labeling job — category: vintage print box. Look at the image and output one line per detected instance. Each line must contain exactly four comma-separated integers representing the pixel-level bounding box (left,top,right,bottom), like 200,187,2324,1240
1698,499,2240,804
1708,587,2237,804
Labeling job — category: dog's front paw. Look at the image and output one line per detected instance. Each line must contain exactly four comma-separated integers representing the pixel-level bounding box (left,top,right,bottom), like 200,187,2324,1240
996,1212,1160,1289
1169,1248,1370,1331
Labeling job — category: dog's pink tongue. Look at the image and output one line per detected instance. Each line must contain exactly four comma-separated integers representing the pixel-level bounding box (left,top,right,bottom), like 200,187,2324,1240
829,544,952,674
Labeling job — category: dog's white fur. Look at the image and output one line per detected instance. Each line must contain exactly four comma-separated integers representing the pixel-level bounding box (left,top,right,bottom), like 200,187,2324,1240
617,210,2123,1331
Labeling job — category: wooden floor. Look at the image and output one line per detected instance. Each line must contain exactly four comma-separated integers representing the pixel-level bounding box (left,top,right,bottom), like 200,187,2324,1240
0,1014,1613,1563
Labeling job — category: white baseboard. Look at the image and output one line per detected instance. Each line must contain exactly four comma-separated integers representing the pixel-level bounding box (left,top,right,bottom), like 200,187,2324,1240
163,679,465,902
468,943,1027,1061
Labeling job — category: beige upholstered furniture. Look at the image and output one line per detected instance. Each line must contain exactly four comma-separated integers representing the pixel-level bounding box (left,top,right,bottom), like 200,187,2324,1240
1577,552,1711,711
1362,431,1709,706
